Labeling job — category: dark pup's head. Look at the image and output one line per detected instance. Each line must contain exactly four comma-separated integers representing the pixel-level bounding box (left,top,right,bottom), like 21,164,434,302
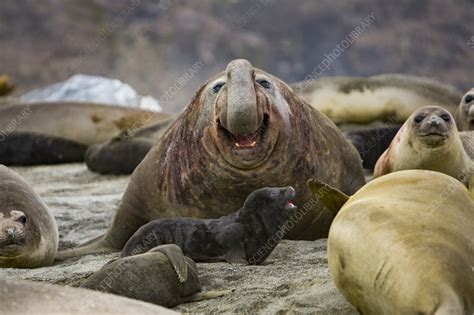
455,88,474,131
242,186,297,224
409,105,456,147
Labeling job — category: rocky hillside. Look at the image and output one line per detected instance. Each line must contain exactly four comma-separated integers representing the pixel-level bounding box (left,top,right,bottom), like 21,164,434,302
1,0,472,112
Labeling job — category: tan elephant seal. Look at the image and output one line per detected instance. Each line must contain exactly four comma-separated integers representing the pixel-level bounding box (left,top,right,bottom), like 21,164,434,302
292,74,461,124
82,244,230,307
0,102,167,145
455,88,474,131
58,59,365,259
309,170,474,314
1,278,176,315
0,102,169,165
374,106,473,187
0,165,58,268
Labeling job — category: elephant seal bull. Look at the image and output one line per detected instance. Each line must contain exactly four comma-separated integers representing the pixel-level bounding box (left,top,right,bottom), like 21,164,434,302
1,278,176,314
309,170,474,314
58,59,365,259
374,106,473,187
82,244,229,307
0,165,58,268
455,88,474,131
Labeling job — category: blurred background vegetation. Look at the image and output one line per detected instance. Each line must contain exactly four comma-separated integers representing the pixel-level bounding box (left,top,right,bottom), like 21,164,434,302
1,0,472,112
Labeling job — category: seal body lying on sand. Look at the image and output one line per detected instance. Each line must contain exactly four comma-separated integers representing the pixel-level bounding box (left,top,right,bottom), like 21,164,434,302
58,59,365,259
122,187,297,264
85,116,176,174
374,106,473,186
0,102,169,165
292,74,461,124
82,244,229,307
1,278,176,315
455,88,474,131
0,165,58,268
309,170,474,314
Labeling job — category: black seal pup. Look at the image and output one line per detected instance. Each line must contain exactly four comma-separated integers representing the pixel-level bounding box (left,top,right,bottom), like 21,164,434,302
121,187,297,265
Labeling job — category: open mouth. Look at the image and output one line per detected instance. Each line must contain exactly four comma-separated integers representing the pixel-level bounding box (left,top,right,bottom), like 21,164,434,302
285,187,297,210
217,113,270,149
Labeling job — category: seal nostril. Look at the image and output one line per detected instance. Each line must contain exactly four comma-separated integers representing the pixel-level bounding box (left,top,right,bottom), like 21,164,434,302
5,227,16,239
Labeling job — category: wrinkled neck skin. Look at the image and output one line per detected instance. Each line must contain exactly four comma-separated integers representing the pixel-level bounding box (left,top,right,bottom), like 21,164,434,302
392,125,472,186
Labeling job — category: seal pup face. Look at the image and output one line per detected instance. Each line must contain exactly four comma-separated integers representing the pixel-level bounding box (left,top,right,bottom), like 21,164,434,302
0,210,29,257
410,106,455,148
455,88,474,131
243,186,297,222
206,59,291,169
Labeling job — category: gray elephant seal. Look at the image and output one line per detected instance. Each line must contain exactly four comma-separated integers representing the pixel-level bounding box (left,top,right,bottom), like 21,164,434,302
58,59,364,259
374,106,473,186
0,165,58,268
308,170,474,314
292,74,461,124
122,187,297,264
455,88,474,131
82,244,229,307
85,116,176,174
1,278,176,314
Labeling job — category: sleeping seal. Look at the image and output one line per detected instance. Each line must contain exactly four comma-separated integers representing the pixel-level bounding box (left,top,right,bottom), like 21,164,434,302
292,74,461,124
82,244,229,307
1,278,176,314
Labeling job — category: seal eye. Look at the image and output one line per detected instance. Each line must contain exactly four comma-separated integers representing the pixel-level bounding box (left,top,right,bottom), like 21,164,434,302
212,82,225,93
269,189,280,199
440,113,451,122
257,79,271,89
17,215,27,225
414,115,424,123
465,95,473,104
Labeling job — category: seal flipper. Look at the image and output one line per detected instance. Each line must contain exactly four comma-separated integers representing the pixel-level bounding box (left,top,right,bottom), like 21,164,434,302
307,179,349,213
55,234,116,260
149,244,188,283
182,289,234,303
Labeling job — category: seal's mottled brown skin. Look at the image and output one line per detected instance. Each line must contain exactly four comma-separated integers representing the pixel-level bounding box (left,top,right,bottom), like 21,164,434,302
0,102,168,145
1,278,176,315
455,88,474,131
310,170,474,314
59,59,365,258
374,106,473,186
292,74,461,124
0,165,58,268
